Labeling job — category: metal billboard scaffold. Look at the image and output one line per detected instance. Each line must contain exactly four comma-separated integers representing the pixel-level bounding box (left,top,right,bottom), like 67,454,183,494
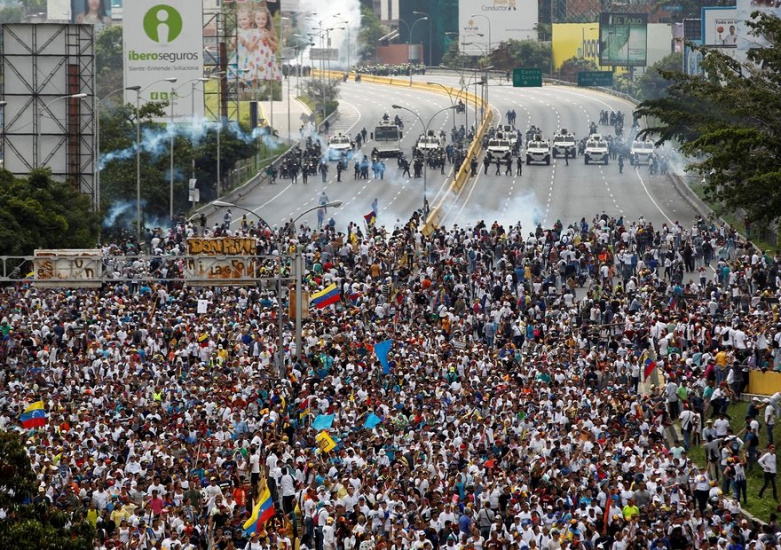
0,24,96,207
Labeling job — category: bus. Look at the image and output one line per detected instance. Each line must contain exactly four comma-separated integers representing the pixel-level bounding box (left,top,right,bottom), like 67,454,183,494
373,121,403,158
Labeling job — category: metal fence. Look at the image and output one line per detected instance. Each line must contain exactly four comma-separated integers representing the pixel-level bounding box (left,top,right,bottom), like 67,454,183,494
0,254,296,286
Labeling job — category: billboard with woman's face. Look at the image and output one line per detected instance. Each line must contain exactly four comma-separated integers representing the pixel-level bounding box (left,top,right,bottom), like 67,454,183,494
71,0,112,33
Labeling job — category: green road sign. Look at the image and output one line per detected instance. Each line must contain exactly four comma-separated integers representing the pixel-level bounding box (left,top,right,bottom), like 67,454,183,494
513,68,542,88
577,71,614,87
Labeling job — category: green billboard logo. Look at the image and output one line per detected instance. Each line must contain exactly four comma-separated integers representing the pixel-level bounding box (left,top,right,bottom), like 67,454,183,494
143,5,183,44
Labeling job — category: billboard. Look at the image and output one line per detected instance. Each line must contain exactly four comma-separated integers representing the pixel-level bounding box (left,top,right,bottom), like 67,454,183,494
702,7,738,47
1,24,97,204
599,13,648,67
34,250,102,288
122,0,204,120
737,0,781,58
458,0,539,56
185,237,259,285
71,0,112,31
224,0,282,86
47,0,70,20
552,23,600,69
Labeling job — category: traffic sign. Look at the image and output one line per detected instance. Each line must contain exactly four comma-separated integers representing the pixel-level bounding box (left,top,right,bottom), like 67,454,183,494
577,71,614,87
513,68,542,88
661,5,682,10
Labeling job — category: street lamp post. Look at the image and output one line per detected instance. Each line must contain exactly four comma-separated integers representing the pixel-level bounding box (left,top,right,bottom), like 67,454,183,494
36,93,88,169
463,42,492,126
126,76,177,245
169,83,176,222
471,13,492,54
0,101,6,168
412,11,432,67
210,72,225,195
190,78,209,183
426,81,470,132
95,87,133,213
213,200,342,378
392,104,456,217
307,13,342,129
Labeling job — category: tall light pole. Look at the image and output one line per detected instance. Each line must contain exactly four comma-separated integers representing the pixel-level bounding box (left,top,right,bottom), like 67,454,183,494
427,81,470,132
471,13,492,54
413,11,432,67
399,16,429,68
126,76,177,245
189,78,209,184
307,13,341,127
169,82,176,222
392,104,456,217
209,72,225,196
463,42,492,126
96,87,132,213
0,101,6,168
36,93,88,169
213,199,342,378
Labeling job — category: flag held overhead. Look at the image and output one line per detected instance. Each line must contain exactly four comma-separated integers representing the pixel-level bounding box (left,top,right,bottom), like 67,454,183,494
310,283,340,309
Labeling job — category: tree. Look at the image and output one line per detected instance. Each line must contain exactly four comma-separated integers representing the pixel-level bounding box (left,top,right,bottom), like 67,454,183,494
98,101,260,229
95,25,124,102
636,52,683,100
0,169,101,256
0,433,94,550
0,5,22,23
357,6,387,62
635,13,781,228
300,78,341,119
558,57,598,82
490,40,552,73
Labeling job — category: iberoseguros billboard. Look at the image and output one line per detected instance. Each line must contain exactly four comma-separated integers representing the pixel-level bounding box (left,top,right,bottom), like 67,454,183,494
122,0,205,120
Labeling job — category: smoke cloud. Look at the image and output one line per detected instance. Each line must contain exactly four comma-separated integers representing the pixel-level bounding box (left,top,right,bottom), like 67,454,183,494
451,189,545,235
296,0,362,69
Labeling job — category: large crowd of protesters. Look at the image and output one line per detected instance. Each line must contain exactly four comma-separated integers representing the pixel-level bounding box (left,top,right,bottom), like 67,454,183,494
3,208,781,550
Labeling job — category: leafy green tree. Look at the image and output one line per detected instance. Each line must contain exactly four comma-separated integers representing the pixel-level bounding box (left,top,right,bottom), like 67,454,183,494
636,52,683,100
491,40,552,73
22,0,46,15
0,169,101,256
98,101,260,227
358,6,387,62
300,78,341,119
96,25,124,102
0,5,22,23
635,13,781,228
558,56,598,81
0,432,94,550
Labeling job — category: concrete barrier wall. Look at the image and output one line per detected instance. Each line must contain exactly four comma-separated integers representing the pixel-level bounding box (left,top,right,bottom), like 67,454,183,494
748,371,781,396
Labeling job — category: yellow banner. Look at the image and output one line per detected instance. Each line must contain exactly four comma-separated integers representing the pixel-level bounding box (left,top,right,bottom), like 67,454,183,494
552,23,601,70
186,237,257,256
315,430,336,453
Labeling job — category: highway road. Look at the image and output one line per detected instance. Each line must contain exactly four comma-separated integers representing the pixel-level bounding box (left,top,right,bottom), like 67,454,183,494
212,73,700,235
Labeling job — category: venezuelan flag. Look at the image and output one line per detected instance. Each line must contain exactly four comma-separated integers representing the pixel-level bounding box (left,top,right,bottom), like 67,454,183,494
310,283,340,309
643,358,657,381
364,211,376,227
20,401,47,429
243,486,275,536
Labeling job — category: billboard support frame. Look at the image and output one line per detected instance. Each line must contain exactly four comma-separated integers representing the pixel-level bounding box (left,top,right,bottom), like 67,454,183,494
0,23,96,205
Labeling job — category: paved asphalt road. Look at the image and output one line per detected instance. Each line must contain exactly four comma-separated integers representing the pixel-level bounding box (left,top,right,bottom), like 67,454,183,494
211,74,699,235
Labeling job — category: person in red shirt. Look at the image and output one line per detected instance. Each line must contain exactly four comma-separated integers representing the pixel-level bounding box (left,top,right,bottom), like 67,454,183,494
147,489,165,516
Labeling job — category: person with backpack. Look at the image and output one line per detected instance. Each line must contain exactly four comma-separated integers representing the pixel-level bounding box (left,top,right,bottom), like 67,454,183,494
476,503,495,541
